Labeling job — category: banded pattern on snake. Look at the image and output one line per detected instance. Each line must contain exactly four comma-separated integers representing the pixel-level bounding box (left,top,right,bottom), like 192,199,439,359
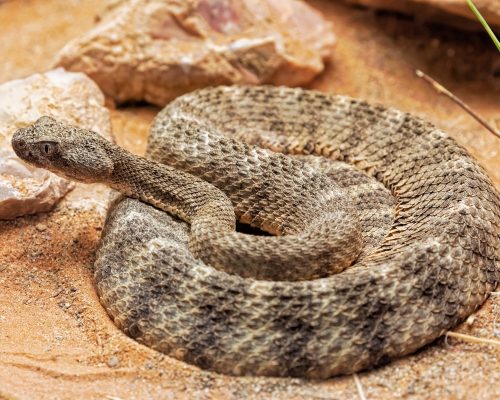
12,86,500,378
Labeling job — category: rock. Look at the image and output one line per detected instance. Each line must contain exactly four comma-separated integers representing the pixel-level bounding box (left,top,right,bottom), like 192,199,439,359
35,223,47,232
55,0,335,106
0,68,112,220
107,355,120,368
342,0,500,29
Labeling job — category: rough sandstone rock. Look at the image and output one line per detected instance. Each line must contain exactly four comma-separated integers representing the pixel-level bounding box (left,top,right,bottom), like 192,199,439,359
343,0,500,29
0,68,112,219
55,0,335,106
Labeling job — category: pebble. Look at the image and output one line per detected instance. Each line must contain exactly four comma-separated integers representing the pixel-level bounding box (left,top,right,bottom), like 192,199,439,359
36,223,47,231
107,356,120,368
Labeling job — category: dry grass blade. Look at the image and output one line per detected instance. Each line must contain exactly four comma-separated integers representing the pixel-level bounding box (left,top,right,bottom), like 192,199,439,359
353,373,367,400
415,69,500,139
445,331,500,346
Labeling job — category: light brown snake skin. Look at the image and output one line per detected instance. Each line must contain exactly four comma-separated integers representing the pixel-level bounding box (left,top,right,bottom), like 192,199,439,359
12,86,500,378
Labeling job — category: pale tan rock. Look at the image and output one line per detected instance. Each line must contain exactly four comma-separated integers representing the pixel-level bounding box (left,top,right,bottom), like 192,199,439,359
0,68,112,219
55,0,335,106
343,0,500,29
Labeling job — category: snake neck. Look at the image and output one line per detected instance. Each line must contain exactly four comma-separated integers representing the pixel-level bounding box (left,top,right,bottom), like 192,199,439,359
106,146,235,231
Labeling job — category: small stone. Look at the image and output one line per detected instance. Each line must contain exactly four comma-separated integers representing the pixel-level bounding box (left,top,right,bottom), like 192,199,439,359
35,223,47,231
29,250,42,259
107,356,120,368
465,314,476,327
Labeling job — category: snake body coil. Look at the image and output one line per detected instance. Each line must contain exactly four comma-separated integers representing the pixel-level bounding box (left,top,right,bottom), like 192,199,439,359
12,86,500,378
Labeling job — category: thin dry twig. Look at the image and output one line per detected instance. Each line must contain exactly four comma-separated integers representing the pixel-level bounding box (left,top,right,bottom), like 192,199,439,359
91,317,103,353
445,331,500,346
492,292,500,337
353,373,367,400
415,69,500,139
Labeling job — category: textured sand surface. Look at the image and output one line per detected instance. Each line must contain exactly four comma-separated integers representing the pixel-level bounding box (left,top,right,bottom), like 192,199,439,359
0,1,498,399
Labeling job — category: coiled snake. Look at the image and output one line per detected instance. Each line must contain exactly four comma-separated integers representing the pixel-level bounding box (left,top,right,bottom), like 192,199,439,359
12,86,500,378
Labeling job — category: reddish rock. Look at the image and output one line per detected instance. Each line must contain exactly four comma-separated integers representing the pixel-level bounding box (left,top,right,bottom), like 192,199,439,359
55,0,335,106
0,69,112,219
342,0,500,29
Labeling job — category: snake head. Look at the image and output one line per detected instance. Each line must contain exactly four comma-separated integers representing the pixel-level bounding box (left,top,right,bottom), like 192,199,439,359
11,116,114,183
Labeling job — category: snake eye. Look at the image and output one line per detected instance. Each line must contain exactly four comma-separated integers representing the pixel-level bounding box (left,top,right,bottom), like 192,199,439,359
39,141,58,157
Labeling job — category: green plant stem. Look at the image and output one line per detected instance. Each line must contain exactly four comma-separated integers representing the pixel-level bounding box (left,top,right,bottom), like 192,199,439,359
467,0,500,52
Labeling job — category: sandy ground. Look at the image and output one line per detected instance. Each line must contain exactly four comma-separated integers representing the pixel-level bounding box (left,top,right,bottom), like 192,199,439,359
0,1,499,399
